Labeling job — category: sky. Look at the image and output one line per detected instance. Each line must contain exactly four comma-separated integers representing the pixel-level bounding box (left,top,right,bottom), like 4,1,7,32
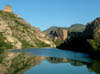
0,0,100,30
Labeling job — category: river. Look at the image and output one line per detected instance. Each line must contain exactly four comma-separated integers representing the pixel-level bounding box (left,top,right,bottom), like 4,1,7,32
0,48,99,74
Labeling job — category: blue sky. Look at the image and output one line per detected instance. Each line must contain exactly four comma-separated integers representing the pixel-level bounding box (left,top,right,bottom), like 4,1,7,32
0,0,100,30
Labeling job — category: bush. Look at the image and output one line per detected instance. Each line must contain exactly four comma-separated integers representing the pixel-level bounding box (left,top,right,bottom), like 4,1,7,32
54,39,63,47
36,40,50,47
21,40,33,49
0,32,13,53
89,36,100,51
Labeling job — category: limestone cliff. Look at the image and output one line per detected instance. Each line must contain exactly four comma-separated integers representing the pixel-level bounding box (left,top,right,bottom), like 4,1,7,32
58,29,68,41
44,27,68,41
0,6,55,50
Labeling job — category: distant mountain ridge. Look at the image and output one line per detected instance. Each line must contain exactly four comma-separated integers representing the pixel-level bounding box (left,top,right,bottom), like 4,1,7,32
44,24,85,34
68,24,85,32
44,24,85,42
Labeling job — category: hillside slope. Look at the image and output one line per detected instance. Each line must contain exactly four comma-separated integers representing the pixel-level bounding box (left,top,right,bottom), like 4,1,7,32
68,24,85,32
0,11,55,51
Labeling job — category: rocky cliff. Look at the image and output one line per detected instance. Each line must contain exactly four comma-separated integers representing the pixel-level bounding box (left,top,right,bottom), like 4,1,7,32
58,17,100,53
83,17,100,51
84,18,100,38
58,29,68,41
0,6,55,50
44,24,85,41
44,26,68,41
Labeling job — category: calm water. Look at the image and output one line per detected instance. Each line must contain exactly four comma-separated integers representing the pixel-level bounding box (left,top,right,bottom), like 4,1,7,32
0,48,99,74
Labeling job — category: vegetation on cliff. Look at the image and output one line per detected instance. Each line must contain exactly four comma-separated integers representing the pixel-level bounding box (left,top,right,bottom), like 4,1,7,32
0,10,55,52
44,24,85,46
88,36,100,51
58,18,100,56
67,24,85,32
0,32,13,53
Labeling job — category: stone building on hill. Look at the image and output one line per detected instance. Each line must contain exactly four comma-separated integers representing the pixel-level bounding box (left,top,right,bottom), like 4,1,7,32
3,5,13,12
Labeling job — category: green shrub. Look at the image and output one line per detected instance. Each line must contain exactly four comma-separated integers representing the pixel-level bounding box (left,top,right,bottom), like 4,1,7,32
89,36,100,51
0,32,13,53
36,40,50,47
21,40,33,49
54,39,63,47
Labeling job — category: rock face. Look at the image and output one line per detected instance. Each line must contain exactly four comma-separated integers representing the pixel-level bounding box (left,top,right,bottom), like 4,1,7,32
84,17,100,38
0,6,55,50
44,24,85,41
58,29,68,41
44,27,68,41
58,17,100,52
3,5,13,12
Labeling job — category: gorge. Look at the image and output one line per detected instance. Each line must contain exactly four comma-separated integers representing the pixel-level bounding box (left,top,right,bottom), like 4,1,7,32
0,4,100,74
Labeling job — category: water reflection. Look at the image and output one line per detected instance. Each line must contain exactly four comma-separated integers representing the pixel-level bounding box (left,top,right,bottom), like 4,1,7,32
47,57,68,64
0,48,99,74
0,52,42,74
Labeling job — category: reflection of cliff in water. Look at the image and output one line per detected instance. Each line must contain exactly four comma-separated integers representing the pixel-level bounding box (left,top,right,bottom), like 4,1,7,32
68,60,85,66
0,52,43,74
46,57,68,64
0,52,100,74
66,59,100,74
0,52,69,74
46,57,86,66
47,57,100,74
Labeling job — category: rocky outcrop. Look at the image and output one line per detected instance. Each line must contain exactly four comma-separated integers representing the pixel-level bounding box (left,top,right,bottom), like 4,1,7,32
44,24,85,41
44,27,68,41
58,29,68,41
84,17,100,38
58,17,100,53
0,6,55,50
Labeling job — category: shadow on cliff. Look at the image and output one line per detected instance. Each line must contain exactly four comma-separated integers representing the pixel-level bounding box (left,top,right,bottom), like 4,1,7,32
57,36,100,59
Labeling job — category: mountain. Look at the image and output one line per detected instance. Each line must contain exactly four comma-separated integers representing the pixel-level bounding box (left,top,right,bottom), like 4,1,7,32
44,26,68,41
44,24,85,41
68,24,85,32
0,6,55,51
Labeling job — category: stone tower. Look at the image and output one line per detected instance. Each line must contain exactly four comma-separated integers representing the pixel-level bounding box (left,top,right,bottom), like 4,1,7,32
4,5,12,12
